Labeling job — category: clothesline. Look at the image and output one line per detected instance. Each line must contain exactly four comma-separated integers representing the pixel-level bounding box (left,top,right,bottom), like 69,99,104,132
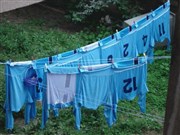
118,105,164,121
151,55,171,60
36,55,171,65
0,56,171,66
117,108,164,124
1,63,145,78
0,55,171,77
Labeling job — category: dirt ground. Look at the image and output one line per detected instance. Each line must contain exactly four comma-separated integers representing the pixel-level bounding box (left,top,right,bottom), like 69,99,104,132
0,2,84,32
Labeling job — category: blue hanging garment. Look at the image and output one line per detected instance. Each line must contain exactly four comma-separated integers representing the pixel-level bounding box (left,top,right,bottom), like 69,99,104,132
152,1,171,48
117,29,138,57
134,15,154,55
112,57,148,112
41,65,80,129
75,64,114,129
147,1,170,62
4,61,37,130
99,27,138,64
117,27,138,59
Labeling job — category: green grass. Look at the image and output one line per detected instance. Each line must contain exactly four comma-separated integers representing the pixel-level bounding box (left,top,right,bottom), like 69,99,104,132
0,21,170,134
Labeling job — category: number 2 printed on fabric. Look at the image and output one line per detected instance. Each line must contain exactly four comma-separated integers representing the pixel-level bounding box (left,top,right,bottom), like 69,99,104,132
123,43,129,57
123,77,137,93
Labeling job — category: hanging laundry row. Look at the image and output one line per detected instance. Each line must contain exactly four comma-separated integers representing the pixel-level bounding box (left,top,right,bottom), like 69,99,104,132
4,0,170,130
41,57,148,129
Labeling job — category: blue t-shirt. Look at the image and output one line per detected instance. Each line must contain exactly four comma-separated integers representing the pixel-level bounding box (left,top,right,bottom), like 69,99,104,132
152,1,171,49
5,61,37,129
100,29,138,64
113,57,148,113
135,16,154,54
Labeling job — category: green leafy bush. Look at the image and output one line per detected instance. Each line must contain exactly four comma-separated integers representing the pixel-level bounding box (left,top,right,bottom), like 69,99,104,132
66,0,141,24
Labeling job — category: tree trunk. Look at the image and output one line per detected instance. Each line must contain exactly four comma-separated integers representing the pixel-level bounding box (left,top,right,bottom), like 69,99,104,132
163,1,180,135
